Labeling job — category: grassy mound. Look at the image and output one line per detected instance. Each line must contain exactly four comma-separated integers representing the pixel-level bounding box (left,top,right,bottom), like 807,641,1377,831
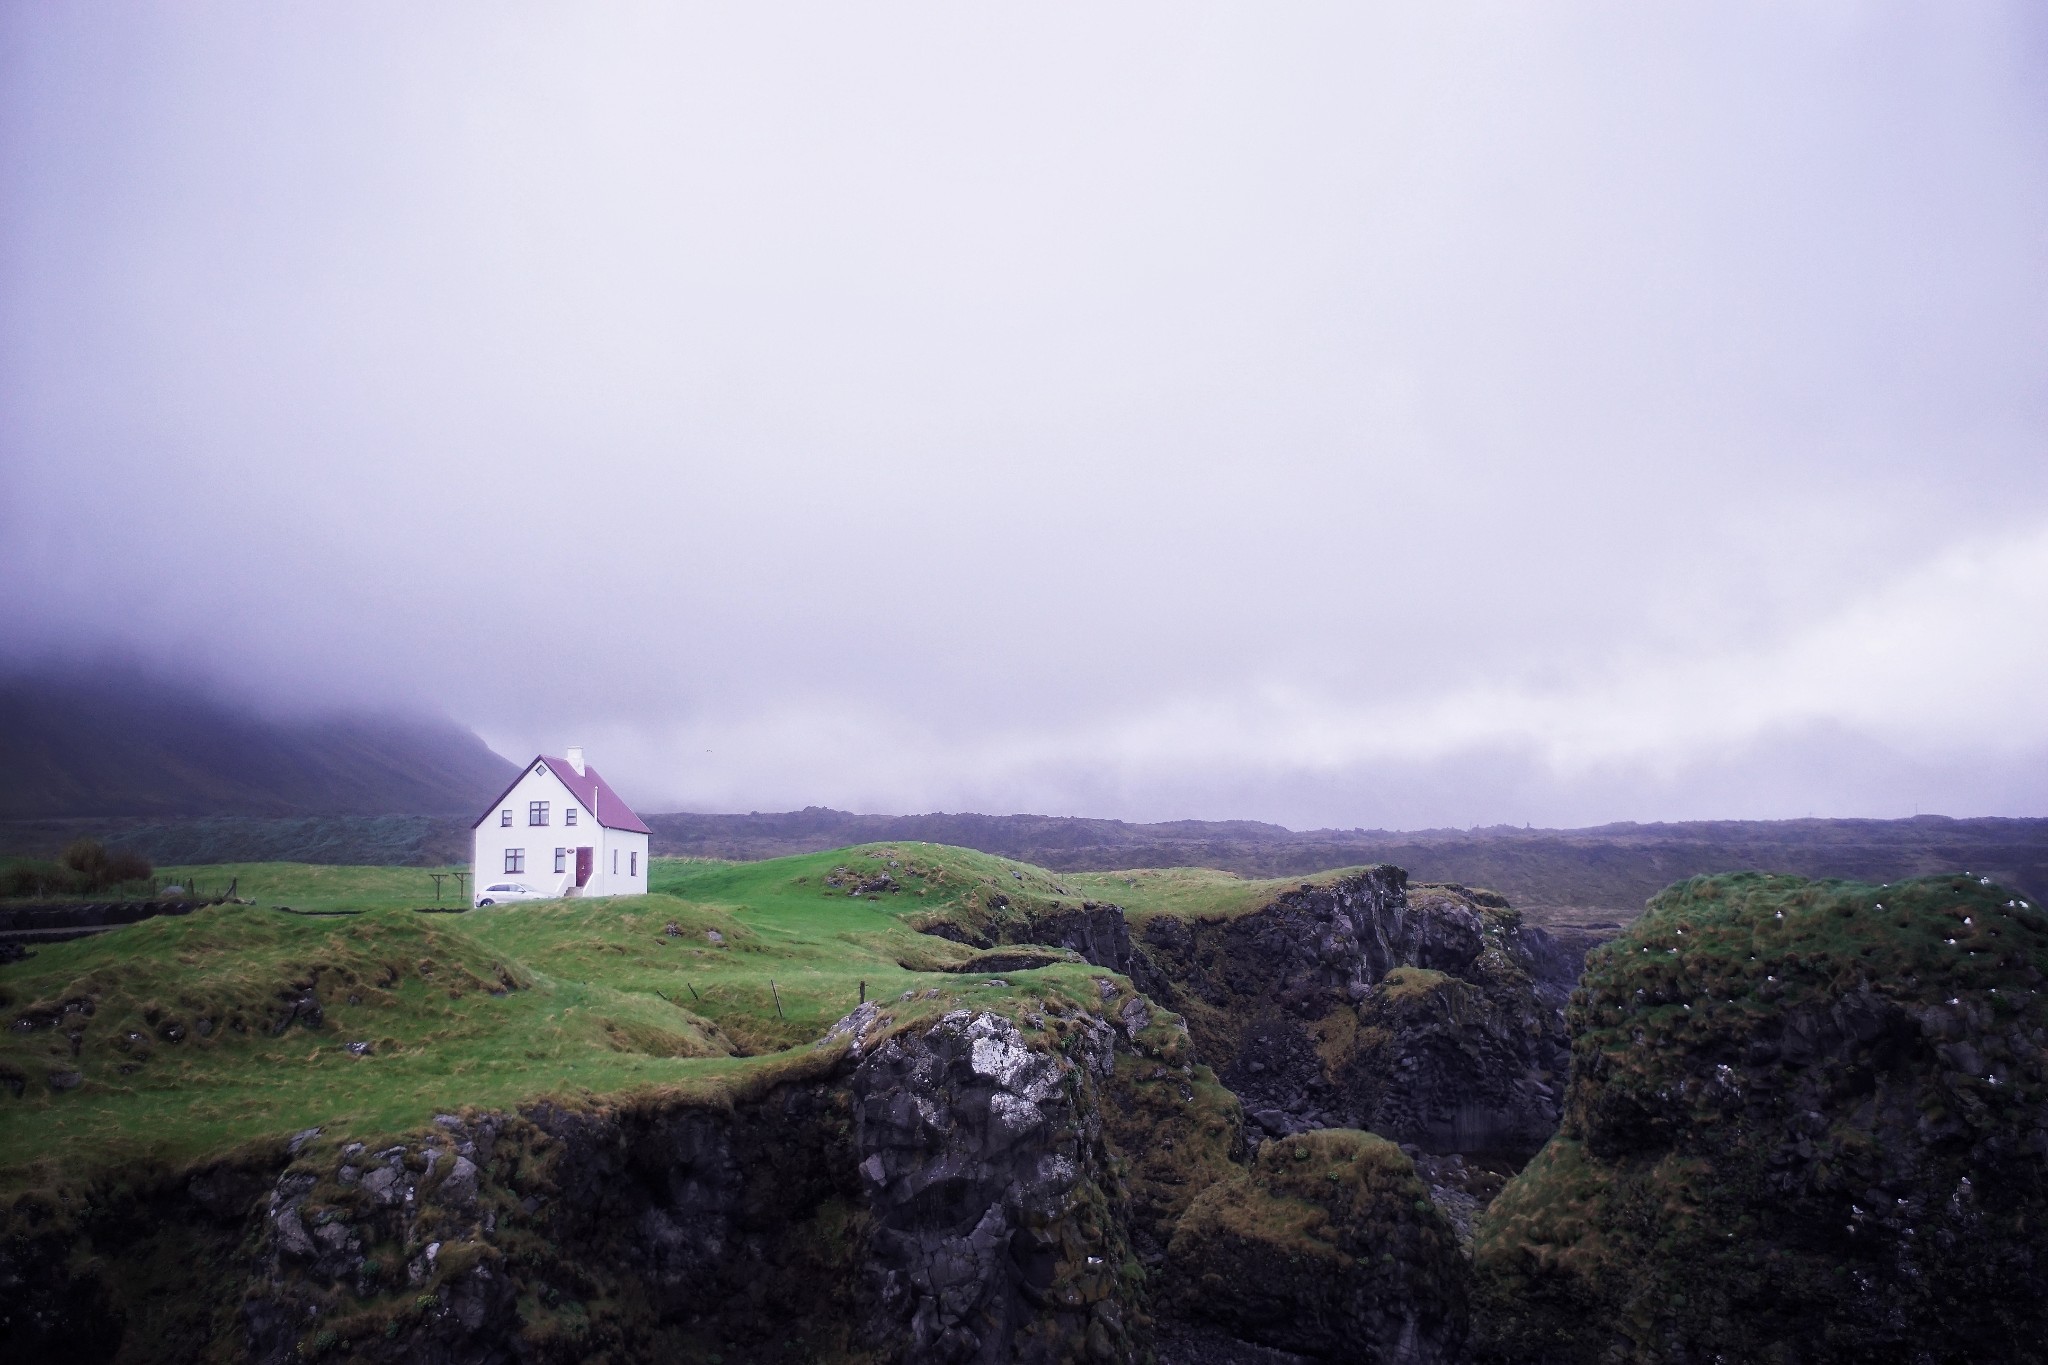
1473,871,2048,1363
1163,1128,1467,1361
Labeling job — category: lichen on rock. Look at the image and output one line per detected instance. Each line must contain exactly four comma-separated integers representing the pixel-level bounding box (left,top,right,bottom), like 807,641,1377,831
853,1009,1140,1364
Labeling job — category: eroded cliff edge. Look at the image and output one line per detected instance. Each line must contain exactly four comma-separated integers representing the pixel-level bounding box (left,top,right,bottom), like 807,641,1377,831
4,862,1593,1364
4,983,1474,1364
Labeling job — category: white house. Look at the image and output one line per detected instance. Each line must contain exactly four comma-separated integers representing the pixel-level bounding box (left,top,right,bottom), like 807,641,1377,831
471,748,650,903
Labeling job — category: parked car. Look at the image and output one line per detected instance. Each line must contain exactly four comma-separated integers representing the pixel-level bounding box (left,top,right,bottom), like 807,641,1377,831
474,882,550,907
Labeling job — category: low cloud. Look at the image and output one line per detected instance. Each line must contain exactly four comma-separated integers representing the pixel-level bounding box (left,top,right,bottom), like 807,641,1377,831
524,520,2048,824
4,5,2045,827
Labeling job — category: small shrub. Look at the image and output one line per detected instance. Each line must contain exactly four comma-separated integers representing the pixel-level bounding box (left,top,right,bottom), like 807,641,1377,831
3,841,153,897
62,838,112,884
1,859,83,898
103,849,152,886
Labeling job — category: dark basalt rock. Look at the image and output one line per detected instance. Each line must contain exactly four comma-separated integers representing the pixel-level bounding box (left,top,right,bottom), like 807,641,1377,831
853,1009,1138,1364
1139,871,1576,1160
0,1220,122,1365
925,898,1166,997
915,870,1582,1166
1473,872,2048,1364
1010,903,1146,984
193,1002,1151,1365
934,948,1085,975
1160,1129,1467,1364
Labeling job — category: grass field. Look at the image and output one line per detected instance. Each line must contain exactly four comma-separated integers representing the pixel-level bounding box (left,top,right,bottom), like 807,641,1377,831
0,843,1305,1191
157,861,474,912
1061,864,1377,922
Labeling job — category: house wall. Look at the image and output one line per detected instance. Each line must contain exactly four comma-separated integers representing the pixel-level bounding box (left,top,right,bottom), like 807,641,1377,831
588,829,650,897
470,760,647,901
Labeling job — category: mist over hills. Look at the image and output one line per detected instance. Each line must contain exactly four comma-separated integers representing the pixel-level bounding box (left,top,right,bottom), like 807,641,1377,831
0,663,515,819
2,665,2043,919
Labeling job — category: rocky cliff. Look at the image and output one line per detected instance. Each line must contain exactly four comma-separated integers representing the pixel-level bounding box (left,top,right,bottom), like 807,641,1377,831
1108,871,1575,1161
16,857,2048,1364
3,982,1471,1365
227,1003,1148,1365
0,858,1618,1365
909,867,1580,1164
1472,871,2048,1364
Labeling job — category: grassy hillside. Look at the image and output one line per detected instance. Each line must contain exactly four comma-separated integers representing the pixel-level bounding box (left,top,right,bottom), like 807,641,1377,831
0,844,1248,1187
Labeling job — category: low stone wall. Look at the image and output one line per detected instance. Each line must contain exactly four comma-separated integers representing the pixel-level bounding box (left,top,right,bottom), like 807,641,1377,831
0,899,208,934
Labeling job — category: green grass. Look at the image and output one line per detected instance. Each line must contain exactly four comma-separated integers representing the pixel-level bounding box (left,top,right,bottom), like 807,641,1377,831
1062,865,1380,922
157,861,472,912
0,843,1229,1191
1570,870,2048,1058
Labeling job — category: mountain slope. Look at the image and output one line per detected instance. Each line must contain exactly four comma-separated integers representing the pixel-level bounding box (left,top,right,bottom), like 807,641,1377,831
0,664,516,818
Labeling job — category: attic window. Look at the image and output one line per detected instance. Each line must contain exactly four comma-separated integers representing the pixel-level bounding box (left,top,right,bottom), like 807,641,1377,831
565,808,577,826
529,800,549,826
500,809,512,827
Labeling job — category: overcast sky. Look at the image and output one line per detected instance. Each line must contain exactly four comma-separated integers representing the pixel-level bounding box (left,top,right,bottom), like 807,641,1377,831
3,4,2045,827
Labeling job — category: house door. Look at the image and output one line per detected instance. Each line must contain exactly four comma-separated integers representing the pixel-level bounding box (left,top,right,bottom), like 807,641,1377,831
575,847,593,887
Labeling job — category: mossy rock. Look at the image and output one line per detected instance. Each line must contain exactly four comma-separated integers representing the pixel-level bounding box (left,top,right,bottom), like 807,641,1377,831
1162,1128,1467,1362
1473,872,2048,1364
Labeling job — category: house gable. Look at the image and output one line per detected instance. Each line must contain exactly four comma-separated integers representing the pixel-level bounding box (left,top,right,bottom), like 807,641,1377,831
472,755,649,835
473,759,580,831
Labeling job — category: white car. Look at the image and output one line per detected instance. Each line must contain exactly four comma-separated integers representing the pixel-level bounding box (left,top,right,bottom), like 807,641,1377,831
473,882,551,907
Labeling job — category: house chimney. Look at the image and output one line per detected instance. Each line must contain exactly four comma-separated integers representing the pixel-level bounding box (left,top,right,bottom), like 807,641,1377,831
567,746,586,776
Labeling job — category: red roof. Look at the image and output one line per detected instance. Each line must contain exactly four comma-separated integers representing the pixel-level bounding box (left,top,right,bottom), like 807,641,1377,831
539,756,652,834
475,755,652,835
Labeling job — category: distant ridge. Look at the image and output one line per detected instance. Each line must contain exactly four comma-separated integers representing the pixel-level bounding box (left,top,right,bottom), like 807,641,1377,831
642,807,2048,921
0,663,516,818
0,800,2039,920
